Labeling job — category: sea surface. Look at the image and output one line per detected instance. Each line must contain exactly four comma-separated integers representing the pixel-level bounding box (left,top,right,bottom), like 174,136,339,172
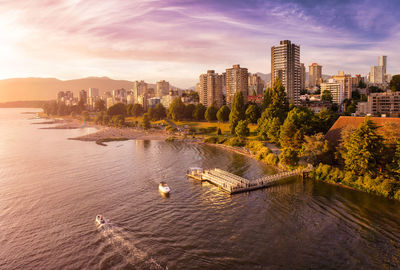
0,108,400,270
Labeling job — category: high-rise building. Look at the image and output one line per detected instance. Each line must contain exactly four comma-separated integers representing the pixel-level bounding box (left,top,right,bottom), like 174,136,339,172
308,63,322,87
199,70,223,108
79,90,87,104
271,40,301,104
368,56,388,85
226,64,248,105
320,79,343,105
156,80,169,97
248,73,265,96
300,63,306,91
332,71,352,100
133,80,148,103
88,88,99,98
379,56,387,74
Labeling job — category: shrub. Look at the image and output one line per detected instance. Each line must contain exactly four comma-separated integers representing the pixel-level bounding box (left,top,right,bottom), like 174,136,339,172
255,147,272,161
204,136,219,144
264,153,279,165
224,137,245,147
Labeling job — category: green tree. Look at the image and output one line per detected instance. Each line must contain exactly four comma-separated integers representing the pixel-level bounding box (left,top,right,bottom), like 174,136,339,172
229,91,245,135
279,147,299,167
302,133,330,165
390,75,400,92
107,103,126,117
142,113,151,130
205,105,218,122
342,117,385,175
358,79,367,89
235,120,249,138
217,128,222,135
216,105,230,122
94,99,106,112
131,104,143,117
258,116,281,143
153,103,166,120
261,87,274,111
321,90,333,102
168,98,185,121
193,103,206,121
126,104,134,116
184,104,196,120
245,104,260,123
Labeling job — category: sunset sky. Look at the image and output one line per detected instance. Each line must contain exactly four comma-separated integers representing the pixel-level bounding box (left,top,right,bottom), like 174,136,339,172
0,0,399,87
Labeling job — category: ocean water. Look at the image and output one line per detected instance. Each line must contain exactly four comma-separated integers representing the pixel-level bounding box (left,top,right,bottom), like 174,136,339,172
0,108,400,270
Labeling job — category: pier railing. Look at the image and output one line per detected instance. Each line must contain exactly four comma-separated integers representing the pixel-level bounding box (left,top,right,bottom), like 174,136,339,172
187,165,313,194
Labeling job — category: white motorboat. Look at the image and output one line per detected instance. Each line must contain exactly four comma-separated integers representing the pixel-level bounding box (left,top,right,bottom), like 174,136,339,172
159,182,170,194
95,215,106,225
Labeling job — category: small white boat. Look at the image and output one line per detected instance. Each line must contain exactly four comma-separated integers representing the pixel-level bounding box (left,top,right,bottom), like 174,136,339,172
159,182,170,194
95,215,106,225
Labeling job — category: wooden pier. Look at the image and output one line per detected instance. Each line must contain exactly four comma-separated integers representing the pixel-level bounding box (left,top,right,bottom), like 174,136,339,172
186,165,313,194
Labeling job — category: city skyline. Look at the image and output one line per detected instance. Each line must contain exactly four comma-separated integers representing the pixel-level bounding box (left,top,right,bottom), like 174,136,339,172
0,0,399,89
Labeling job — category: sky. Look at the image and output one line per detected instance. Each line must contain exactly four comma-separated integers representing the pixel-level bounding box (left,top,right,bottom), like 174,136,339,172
0,0,399,88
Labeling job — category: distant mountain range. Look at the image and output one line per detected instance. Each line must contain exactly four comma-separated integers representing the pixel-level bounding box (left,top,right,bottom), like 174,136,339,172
0,77,182,102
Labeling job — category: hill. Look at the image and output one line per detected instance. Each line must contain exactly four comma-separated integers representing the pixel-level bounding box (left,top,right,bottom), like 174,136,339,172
0,77,152,102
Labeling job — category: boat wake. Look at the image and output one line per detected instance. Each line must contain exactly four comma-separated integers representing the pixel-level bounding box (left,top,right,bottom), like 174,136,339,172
96,219,167,270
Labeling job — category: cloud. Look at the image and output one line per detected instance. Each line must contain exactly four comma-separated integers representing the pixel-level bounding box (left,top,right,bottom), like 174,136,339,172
0,0,399,87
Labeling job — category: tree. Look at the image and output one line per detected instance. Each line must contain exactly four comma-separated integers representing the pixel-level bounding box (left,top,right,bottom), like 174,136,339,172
235,120,249,138
205,105,218,122
279,147,299,167
142,113,151,130
94,99,106,112
279,119,303,148
193,103,206,121
126,104,134,116
261,87,274,111
321,90,333,102
107,103,126,117
229,91,245,134
131,104,143,117
302,133,328,165
314,108,338,134
217,128,222,135
245,104,260,123
184,104,196,120
216,105,230,122
369,86,383,93
152,103,166,120
342,117,385,176
258,116,281,143
352,89,361,101
358,79,367,89
390,74,400,92
168,97,185,121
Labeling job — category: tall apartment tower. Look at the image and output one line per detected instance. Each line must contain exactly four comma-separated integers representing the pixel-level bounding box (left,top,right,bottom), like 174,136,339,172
271,40,301,104
379,56,387,74
156,80,169,97
248,74,265,96
132,80,148,103
368,56,388,84
199,70,223,108
308,63,322,87
88,88,99,98
332,71,352,100
300,63,306,90
226,64,248,105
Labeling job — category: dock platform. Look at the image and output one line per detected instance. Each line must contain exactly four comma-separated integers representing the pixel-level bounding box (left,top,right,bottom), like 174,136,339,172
186,166,313,194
